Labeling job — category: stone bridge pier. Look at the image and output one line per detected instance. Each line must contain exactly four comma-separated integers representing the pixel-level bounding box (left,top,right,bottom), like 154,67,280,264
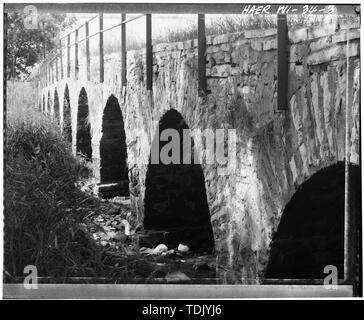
39,20,360,283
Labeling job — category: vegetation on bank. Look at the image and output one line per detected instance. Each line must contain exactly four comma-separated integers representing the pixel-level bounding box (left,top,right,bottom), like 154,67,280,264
5,81,97,280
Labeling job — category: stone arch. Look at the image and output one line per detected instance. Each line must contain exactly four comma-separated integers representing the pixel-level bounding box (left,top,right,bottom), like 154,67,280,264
47,91,51,115
144,109,214,252
99,95,129,196
53,89,60,122
76,87,92,160
63,84,72,143
266,162,360,279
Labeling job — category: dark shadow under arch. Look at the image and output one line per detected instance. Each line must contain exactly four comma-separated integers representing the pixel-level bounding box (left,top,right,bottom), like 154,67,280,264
54,89,60,122
42,95,45,113
76,87,92,160
63,85,72,143
47,91,51,115
99,95,129,194
266,163,361,279
144,109,214,252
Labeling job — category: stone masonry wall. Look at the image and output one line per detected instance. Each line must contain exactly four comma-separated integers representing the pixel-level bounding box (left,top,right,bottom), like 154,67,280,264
39,18,360,283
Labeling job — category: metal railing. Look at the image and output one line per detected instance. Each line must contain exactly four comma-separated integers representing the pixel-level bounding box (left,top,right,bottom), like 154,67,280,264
38,13,146,87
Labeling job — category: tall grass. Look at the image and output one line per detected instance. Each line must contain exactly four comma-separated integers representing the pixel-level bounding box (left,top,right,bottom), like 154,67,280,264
5,81,99,279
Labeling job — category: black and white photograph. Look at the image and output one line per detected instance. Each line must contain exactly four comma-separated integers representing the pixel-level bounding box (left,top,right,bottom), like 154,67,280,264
1,1,362,301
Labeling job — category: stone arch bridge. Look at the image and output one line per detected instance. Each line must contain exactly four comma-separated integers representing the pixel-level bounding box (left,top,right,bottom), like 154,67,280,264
36,16,360,283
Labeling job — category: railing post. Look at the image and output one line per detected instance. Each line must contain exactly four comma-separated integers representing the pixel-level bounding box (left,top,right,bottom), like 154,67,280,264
67,34,71,78
59,40,63,79
198,14,206,97
86,21,90,81
121,13,127,87
99,13,104,83
146,13,152,91
277,14,288,111
75,29,79,79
